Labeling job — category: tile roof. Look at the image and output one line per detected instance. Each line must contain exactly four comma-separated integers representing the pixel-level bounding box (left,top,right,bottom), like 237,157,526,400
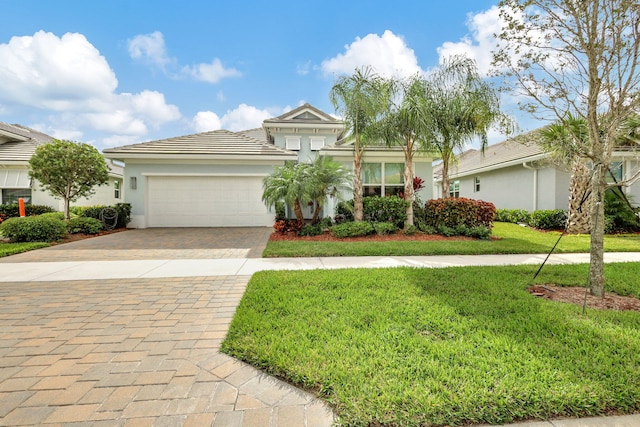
434,131,547,178
103,129,296,158
267,103,341,123
0,122,54,162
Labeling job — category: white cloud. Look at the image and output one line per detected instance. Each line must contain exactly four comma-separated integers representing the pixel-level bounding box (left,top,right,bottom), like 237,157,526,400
192,104,275,133
192,111,222,132
296,61,311,76
102,135,142,148
0,31,117,110
0,31,181,143
321,30,422,78
182,58,242,84
127,31,172,69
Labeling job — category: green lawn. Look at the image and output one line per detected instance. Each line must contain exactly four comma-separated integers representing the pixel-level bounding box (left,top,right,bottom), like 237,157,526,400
0,242,49,257
222,263,640,426
262,222,640,257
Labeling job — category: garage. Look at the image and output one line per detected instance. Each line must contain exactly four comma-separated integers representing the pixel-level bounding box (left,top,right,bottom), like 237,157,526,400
146,175,273,227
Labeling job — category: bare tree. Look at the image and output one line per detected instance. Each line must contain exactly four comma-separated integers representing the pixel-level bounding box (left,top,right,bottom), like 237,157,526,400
493,0,640,296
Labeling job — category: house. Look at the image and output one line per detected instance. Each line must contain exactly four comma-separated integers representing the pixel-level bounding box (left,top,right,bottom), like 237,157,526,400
0,122,124,208
433,133,640,211
103,103,436,228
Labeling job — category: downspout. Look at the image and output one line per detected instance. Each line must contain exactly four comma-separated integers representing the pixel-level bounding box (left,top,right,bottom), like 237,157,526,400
522,162,538,211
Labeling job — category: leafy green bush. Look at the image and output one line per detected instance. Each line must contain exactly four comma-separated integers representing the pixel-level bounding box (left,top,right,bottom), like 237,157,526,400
330,221,375,238
495,208,531,224
274,201,286,221
335,196,409,228
373,222,397,236
298,224,324,237
39,212,65,221
71,203,132,229
0,203,55,220
402,225,418,236
334,200,354,224
423,198,496,228
67,217,103,234
0,216,67,242
317,217,333,229
529,209,567,230
273,219,304,234
605,189,640,233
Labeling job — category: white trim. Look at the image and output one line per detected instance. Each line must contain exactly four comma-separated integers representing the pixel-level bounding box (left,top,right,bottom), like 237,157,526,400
140,172,269,177
310,136,325,151
285,136,301,151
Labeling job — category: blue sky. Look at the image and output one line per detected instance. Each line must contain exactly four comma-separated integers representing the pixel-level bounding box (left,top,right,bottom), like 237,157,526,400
0,0,533,152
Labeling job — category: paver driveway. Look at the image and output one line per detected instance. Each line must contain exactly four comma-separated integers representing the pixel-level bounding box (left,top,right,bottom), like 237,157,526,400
0,228,334,426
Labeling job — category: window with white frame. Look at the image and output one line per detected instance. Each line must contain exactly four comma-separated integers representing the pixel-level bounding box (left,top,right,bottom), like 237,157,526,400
474,177,480,192
114,180,121,199
285,136,301,150
449,180,460,198
362,162,404,197
2,188,32,204
310,136,325,151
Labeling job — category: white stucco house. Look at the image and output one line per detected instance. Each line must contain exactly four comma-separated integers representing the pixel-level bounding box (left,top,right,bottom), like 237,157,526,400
0,122,124,209
103,103,436,228
433,133,640,211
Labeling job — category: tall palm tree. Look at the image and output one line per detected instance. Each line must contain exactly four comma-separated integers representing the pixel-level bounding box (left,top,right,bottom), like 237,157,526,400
425,56,509,198
262,161,311,222
329,67,392,221
306,156,352,222
375,74,431,228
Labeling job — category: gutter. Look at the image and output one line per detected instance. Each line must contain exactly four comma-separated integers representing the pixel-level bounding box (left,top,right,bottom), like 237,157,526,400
522,162,539,211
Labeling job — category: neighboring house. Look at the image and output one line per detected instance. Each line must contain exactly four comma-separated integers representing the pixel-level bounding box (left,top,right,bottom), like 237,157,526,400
103,103,436,228
0,122,124,209
433,133,640,211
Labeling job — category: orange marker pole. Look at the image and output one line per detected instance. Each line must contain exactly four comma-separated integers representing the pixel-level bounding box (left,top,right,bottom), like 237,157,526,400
18,198,26,217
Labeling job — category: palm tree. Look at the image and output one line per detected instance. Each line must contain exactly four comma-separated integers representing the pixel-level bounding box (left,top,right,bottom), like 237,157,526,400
262,161,311,222
329,67,392,221
375,74,431,228
306,156,352,222
425,56,509,198
540,114,592,234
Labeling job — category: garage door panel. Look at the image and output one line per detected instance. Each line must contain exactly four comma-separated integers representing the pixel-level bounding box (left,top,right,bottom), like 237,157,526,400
147,176,272,227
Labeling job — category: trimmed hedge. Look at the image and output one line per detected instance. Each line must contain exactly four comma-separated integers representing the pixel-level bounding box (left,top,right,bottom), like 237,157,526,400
0,216,67,242
67,217,103,234
529,209,567,230
0,203,55,222
330,221,375,238
423,198,496,228
71,203,131,229
335,196,409,228
373,222,397,236
298,224,324,237
495,209,531,224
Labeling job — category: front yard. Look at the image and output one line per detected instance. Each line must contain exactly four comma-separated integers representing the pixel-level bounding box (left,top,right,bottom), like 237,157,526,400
263,222,640,257
222,263,640,426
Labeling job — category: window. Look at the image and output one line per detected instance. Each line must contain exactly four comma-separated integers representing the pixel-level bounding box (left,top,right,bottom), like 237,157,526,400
114,180,121,199
310,137,325,151
362,163,404,197
474,177,480,192
285,136,301,150
2,188,32,204
449,180,460,198
607,161,623,183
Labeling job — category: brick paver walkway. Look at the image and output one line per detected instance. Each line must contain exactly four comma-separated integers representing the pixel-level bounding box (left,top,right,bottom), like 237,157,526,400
0,276,333,426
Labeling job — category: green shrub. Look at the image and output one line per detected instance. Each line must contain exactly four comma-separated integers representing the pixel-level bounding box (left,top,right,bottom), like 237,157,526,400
423,198,496,228
417,223,438,234
0,216,67,242
273,219,304,234
330,221,374,238
605,189,640,233
298,224,324,237
529,209,567,230
335,196,409,228
495,208,531,224
72,203,132,229
67,217,103,234
39,212,65,221
402,225,418,236
0,203,55,219
373,222,397,236
436,225,457,237
274,201,286,221
317,217,333,229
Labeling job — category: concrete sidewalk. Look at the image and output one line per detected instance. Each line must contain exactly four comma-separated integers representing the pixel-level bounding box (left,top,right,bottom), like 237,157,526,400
2,252,639,282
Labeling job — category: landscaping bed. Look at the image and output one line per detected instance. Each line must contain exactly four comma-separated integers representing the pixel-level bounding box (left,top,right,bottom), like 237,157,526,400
269,230,477,242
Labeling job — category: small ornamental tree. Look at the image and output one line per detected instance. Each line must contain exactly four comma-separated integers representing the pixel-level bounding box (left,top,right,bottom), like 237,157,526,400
29,139,109,220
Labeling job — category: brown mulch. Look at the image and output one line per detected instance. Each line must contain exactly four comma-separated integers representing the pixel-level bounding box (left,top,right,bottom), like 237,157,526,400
528,284,640,312
269,231,477,242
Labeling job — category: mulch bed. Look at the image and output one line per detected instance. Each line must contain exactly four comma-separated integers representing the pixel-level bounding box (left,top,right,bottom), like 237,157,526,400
269,231,476,242
529,285,640,312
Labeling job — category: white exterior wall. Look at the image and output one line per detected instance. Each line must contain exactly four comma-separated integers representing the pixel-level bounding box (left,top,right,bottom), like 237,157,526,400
31,179,123,210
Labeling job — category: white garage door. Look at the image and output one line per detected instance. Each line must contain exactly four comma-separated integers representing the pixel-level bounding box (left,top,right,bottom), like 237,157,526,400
147,176,273,227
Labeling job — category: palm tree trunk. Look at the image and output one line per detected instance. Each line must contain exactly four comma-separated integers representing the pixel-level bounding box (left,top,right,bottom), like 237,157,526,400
440,148,451,199
353,149,364,222
589,163,606,297
566,158,592,234
293,198,305,222
403,142,414,228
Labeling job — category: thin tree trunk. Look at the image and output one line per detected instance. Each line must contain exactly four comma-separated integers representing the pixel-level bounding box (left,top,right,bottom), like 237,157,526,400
440,148,451,199
293,198,305,222
403,143,414,228
589,163,606,297
353,149,364,222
